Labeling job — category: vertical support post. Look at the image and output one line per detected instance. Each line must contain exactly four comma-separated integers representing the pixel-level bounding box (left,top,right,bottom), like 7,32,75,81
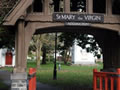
64,0,70,13
100,77,103,90
53,33,57,80
29,68,33,90
117,33,120,67
44,0,49,15
11,20,27,90
110,77,114,90
14,20,26,72
86,0,93,14
93,69,97,90
117,69,120,90
105,77,108,90
33,69,36,90
102,31,119,69
29,68,36,90
106,0,112,15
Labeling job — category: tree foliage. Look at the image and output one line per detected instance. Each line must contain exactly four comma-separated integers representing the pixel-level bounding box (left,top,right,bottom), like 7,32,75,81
29,33,55,67
0,27,15,49
0,0,17,49
58,32,101,64
41,33,55,64
30,34,43,68
0,0,18,24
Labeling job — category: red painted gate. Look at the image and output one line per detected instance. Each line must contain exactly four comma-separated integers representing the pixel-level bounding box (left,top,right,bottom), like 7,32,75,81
93,68,120,90
5,51,13,65
29,68,36,90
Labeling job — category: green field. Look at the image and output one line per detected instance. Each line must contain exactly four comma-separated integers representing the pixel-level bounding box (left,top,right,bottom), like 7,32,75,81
1,61,103,89
27,61,103,89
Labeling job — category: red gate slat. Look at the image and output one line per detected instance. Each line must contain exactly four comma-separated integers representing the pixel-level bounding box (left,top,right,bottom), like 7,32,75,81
93,69,97,90
110,77,114,90
100,77,103,90
29,68,36,90
93,68,120,90
117,69,120,90
105,77,108,90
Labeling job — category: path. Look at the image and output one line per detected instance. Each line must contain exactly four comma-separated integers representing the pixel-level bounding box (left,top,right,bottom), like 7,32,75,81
36,82,60,90
0,70,60,90
0,70,92,90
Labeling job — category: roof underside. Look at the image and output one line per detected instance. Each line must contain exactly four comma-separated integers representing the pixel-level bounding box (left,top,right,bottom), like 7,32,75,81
1,0,33,25
0,0,20,24
1,0,120,32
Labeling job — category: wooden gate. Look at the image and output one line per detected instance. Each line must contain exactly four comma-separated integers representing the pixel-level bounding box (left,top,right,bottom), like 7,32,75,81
93,69,120,90
29,68,36,90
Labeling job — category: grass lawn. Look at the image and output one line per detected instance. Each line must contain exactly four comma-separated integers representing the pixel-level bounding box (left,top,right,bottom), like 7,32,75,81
0,61,103,89
27,61,103,89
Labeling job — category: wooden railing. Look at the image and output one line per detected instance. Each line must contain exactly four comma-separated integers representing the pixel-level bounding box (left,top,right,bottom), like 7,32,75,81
93,68,120,90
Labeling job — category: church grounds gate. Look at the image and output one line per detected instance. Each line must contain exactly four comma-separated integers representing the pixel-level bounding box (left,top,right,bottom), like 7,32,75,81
93,69,120,90
1,0,120,90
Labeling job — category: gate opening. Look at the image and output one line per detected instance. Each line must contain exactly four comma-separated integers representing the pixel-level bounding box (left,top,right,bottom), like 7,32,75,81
27,31,103,89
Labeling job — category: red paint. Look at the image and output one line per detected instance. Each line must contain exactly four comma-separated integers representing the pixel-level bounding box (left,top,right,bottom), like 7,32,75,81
93,68,120,90
117,69,120,90
29,68,36,90
93,69,97,90
105,77,108,90
111,77,114,90
100,76,103,90
5,51,12,65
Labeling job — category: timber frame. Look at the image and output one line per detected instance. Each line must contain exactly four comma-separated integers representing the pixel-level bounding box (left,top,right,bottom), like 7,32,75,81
2,0,120,73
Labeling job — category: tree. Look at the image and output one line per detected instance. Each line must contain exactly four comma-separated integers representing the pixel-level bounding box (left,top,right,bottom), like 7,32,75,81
41,44,47,64
0,0,16,49
31,35,43,68
0,26,15,49
58,32,101,64
58,33,75,64
29,33,55,67
41,33,55,64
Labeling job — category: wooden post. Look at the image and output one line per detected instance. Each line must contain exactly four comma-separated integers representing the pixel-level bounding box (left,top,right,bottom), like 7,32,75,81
102,31,120,69
93,69,97,90
106,0,112,15
117,69,120,90
118,33,120,67
29,68,36,90
14,20,26,73
105,77,108,90
86,0,93,14
44,0,49,15
100,76,103,90
11,20,27,90
64,0,70,13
